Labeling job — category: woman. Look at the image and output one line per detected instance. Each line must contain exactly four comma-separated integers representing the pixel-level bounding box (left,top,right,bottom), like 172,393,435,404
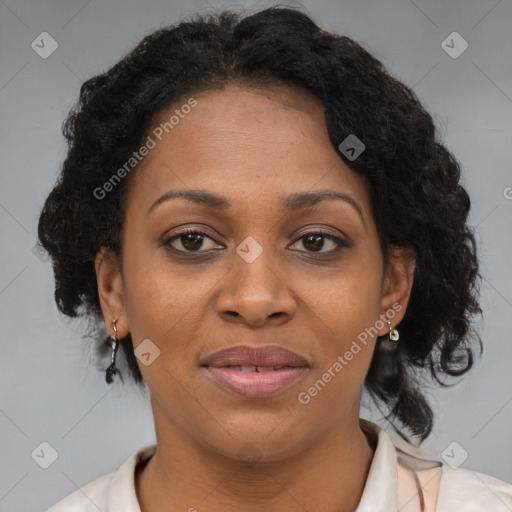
39,6,512,512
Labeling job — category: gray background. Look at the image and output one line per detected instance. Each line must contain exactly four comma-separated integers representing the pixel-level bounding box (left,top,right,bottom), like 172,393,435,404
1,0,511,510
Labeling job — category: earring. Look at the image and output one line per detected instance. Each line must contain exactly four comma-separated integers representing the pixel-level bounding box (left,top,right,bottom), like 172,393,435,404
386,317,399,342
105,319,120,384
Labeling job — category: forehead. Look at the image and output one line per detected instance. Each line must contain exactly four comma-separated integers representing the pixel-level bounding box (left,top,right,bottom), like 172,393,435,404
127,84,371,216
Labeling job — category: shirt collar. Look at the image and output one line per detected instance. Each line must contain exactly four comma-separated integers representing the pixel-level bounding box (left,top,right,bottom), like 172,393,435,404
105,419,398,512
356,418,398,511
106,443,156,512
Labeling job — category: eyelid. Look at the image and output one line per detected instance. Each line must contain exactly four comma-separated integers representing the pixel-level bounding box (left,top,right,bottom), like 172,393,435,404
162,224,351,254
292,224,349,242
163,225,347,243
163,225,221,242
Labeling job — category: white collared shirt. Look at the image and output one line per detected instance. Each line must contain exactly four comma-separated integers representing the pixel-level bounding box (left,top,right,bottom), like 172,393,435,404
44,419,512,511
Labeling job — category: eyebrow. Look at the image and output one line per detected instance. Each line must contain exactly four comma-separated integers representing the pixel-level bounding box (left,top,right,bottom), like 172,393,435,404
147,188,366,228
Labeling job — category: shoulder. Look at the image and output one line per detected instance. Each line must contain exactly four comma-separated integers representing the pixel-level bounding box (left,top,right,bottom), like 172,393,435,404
437,465,512,511
43,471,114,512
43,444,156,512
391,434,512,512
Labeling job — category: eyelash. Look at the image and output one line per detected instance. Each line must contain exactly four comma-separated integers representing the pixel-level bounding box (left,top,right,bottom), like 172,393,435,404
162,227,350,256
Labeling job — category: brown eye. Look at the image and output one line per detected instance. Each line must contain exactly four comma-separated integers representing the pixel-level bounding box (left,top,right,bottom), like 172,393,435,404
290,231,349,254
162,229,221,253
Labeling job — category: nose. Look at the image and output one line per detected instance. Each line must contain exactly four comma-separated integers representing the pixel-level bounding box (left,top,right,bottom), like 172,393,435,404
215,248,297,327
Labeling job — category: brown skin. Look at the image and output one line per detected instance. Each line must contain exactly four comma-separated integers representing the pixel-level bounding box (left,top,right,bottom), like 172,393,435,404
95,83,416,512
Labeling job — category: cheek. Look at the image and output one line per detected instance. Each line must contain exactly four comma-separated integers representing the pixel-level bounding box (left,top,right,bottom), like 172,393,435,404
121,235,183,353
121,238,212,379
299,278,380,414
306,252,382,369
316,254,382,331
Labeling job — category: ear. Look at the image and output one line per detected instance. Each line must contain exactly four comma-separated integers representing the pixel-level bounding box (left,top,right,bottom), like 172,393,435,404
377,245,416,336
95,247,129,338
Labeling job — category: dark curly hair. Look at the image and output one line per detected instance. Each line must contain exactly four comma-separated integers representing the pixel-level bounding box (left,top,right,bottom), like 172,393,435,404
37,5,483,445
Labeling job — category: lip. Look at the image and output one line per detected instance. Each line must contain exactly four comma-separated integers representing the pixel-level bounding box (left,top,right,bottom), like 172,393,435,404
204,365,309,398
201,344,309,368
201,344,310,398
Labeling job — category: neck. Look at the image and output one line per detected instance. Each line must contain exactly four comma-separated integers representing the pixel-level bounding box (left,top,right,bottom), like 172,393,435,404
136,416,376,512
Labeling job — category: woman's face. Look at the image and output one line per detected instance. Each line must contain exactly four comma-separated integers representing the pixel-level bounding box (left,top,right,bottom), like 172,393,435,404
96,83,415,461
